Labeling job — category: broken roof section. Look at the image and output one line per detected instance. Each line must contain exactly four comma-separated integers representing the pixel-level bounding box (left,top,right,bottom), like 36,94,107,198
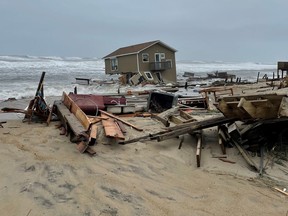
103,40,177,59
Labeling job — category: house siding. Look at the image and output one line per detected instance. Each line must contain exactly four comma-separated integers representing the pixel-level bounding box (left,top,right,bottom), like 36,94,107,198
105,54,139,74
138,43,176,83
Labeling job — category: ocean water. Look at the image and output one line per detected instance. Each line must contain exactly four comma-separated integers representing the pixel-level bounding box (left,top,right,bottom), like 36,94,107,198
0,55,276,101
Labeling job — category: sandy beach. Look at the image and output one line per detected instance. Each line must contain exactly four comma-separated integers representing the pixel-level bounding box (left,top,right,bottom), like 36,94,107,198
0,84,288,216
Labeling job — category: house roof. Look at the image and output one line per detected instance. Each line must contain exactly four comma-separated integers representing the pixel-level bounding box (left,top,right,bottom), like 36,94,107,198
103,40,177,59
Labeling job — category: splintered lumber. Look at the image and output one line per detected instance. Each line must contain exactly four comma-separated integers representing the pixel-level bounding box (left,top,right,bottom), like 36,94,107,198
88,124,98,145
115,120,127,133
154,116,236,142
99,110,143,131
164,116,236,131
151,114,170,127
217,93,284,120
101,113,125,140
157,106,179,119
232,140,259,172
169,115,183,124
62,92,90,130
179,109,195,121
278,96,288,117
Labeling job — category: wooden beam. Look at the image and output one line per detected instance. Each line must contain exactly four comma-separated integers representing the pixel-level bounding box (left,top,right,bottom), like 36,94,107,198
89,124,98,145
156,117,236,142
62,92,90,130
169,115,183,124
217,100,235,118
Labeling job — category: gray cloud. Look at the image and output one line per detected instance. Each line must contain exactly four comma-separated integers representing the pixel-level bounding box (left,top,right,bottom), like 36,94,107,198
0,0,288,62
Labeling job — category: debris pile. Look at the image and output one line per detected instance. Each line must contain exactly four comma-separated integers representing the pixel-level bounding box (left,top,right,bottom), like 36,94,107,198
1,71,288,178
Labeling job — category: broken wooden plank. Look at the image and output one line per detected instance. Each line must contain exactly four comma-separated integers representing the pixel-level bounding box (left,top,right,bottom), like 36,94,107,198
46,106,53,126
88,124,98,145
165,116,236,131
155,116,237,142
232,140,259,172
278,96,288,117
115,120,127,134
179,109,195,121
151,114,170,127
237,97,256,118
99,110,143,131
169,115,183,124
157,106,179,120
62,92,90,130
101,113,125,140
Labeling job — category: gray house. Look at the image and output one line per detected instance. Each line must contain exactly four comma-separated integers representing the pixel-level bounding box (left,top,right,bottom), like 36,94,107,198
103,40,177,85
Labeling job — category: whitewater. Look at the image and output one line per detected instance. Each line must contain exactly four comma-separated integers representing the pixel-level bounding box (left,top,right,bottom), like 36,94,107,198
0,55,276,101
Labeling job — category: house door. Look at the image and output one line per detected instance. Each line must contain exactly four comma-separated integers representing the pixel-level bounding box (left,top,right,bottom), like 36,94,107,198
155,53,161,62
155,53,161,70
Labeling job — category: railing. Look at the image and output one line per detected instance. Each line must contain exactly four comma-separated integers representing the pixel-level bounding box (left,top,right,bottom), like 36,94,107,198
149,61,172,71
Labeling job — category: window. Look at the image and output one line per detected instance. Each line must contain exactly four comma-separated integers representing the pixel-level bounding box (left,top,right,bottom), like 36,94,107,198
142,53,149,62
144,72,153,80
160,53,165,60
111,58,118,71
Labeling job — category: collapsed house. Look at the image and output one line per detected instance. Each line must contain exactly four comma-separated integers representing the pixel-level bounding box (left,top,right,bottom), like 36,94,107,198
102,40,177,85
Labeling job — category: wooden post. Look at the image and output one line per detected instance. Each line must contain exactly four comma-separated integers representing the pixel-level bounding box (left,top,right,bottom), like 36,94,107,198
196,132,202,167
256,72,260,83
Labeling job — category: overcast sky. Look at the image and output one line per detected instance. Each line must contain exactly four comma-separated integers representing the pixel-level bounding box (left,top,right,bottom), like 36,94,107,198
0,0,287,62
